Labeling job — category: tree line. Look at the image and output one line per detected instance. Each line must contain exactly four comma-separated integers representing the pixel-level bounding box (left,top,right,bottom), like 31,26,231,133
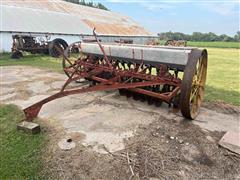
64,0,109,11
158,31,240,42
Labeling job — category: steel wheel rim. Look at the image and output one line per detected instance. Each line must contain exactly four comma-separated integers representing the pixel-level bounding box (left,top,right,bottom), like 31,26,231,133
189,56,207,118
62,42,82,77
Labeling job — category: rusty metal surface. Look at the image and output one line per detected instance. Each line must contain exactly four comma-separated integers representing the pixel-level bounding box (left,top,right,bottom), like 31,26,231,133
22,32,207,121
165,40,187,47
1,5,93,34
83,20,151,36
23,33,180,120
23,56,181,120
1,0,151,36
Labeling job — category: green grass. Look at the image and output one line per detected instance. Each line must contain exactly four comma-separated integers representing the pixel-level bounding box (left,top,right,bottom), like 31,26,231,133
0,49,239,105
188,41,240,49
158,40,239,48
204,48,240,105
0,53,63,72
0,104,46,179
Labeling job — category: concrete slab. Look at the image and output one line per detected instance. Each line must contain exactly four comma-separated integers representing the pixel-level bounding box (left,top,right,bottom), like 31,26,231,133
58,103,158,153
0,93,16,101
219,131,240,154
0,75,28,84
1,87,15,94
8,95,50,109
50,81,66,89
27,81,51,95
17,121,41,134
194,108,240,134
1,66,240,154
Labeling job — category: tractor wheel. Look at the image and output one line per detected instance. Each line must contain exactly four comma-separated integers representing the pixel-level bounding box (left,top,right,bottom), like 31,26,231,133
180,49,207,120
11,51,23,59
49,38,68,58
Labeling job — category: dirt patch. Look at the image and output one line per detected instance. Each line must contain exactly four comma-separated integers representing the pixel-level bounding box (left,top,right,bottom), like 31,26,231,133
122,117,239,179
203,102,240,116
42,115,240,180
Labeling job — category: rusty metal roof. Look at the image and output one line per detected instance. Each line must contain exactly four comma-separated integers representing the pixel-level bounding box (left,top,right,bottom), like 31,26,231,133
1,0,152,36
1,5,92,35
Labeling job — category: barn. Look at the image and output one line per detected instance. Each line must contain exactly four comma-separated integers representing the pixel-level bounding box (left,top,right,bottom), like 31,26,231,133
0,0,157,52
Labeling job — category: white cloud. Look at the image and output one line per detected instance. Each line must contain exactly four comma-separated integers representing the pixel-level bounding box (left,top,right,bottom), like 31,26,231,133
140,2,174,11
200,1,239,16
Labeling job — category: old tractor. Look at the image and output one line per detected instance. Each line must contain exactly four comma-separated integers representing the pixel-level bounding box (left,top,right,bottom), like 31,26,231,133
165,40,187,47
11,34,68,59
22,30,207,121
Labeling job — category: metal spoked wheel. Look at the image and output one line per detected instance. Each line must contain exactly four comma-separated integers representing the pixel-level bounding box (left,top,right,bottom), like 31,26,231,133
180,49,208,120
62,42,83,78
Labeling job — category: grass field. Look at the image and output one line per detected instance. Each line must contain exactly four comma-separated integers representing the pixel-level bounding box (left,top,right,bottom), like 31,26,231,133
0,53,63,72
0,104,46,179
205,48,240,105
188,41,239,49
0,47,239,105
158,41,239,49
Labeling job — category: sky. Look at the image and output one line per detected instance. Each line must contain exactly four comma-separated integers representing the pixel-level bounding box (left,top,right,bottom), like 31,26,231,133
92,0,239,36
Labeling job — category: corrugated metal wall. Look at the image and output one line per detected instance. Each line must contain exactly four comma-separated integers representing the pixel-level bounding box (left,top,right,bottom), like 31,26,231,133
1,33,13,52
0,0,158,52
0,32,158,52
0,32,82,52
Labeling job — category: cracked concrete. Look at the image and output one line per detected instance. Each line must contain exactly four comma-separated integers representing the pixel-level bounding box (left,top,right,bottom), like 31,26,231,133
1,66,239,153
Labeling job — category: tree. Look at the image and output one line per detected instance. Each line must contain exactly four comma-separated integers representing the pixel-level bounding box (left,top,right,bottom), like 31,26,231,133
96,3,109,11
64,0,109,11
158,31,237,42
234,31,240,42
191,32,203,41
65,0,79,4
